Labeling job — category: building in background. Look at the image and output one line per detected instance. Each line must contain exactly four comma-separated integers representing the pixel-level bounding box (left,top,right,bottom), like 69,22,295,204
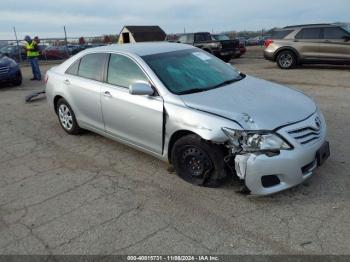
118,26,166,44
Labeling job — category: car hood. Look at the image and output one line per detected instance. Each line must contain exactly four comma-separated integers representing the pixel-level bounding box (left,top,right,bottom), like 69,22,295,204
180,75,316,130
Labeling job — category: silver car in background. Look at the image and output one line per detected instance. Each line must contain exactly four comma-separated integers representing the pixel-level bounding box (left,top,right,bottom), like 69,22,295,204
45,42,330,195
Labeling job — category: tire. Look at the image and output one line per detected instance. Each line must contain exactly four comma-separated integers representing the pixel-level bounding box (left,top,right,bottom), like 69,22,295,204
202,49,212,54
171,134,227,187
276,50,297,69
12,71,22,86
57,98,81,135
221,56,232,62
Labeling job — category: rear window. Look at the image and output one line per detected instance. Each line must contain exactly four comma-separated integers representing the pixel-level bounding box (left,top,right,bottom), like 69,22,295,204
271,30,293,39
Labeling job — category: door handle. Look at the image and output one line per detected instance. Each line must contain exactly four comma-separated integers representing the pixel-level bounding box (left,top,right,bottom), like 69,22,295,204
64,79,70,85
104,91,112,97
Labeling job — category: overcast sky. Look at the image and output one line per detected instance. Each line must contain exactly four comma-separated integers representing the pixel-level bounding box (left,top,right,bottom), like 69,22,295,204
0,0,349,40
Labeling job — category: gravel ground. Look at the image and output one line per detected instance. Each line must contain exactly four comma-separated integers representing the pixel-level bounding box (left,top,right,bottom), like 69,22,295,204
0,47,349,255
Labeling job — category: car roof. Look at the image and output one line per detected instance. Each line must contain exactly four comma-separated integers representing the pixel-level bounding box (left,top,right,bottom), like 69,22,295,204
87,42,193,56
283,23,334,29
180,32,210,35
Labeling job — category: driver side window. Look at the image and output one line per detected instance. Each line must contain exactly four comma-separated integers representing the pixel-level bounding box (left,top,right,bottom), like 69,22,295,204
107,54,148,88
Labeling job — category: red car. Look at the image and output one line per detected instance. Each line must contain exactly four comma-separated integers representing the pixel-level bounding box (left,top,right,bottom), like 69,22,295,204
42,46,70,60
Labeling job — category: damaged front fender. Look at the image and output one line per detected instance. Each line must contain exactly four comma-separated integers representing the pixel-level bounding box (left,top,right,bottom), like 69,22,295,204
163,102,243,161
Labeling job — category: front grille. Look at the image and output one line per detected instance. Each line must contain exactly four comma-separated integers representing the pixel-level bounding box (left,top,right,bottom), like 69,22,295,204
0,66,9,76
288,126,321,145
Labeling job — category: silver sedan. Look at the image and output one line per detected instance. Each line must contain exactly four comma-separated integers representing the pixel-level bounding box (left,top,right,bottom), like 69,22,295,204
45,42,330,195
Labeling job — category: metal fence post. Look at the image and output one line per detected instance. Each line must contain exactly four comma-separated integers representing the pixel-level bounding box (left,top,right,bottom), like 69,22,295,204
64,26,69,57
13,27,22,63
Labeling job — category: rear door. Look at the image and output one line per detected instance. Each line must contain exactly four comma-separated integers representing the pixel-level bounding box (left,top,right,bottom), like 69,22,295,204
65,53,107,131
100,53,164,154
294,27,323,60
320,26,350,61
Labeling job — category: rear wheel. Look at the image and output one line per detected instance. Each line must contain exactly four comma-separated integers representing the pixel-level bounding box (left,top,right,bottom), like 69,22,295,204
276,50,297,69
57,98,81,135
171,134,227,187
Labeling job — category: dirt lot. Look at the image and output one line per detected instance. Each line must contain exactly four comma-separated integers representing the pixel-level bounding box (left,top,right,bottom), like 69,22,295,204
0,47,349,255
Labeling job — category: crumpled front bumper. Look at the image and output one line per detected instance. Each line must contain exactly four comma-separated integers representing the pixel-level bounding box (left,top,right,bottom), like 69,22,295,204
234,113,328,196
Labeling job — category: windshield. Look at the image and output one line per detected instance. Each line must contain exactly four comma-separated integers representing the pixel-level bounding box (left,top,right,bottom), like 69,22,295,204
212,34,230,41
142,49,243,95
342,25,350,33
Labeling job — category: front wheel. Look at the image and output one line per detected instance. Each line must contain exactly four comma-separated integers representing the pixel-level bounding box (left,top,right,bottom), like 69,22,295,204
171,134,227,187
57,98,81,135
221,55,232,62
276,50,297,69
12,71,22,86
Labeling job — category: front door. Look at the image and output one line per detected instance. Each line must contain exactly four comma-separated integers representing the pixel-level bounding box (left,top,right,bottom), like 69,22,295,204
294,27,323,60
319,26,350,61
101,53,163,154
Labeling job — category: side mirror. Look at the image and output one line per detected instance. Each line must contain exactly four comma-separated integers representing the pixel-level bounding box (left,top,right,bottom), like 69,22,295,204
129,81,154,96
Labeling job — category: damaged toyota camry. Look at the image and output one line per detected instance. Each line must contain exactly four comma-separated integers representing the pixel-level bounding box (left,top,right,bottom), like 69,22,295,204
45,42,330,195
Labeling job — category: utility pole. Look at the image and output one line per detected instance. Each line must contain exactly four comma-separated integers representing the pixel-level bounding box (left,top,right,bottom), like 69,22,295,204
63,25,69,56
13,26,22,63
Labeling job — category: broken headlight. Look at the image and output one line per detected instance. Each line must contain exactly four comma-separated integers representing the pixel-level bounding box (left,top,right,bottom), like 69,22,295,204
222,128,291,152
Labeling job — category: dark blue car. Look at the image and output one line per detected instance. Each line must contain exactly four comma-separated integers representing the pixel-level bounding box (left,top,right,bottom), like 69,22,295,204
0,55,22,86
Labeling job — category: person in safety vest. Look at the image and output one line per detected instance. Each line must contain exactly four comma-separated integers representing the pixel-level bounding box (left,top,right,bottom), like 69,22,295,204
24,35,41,81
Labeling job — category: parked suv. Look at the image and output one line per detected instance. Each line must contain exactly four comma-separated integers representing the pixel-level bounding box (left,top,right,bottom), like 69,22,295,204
0,55,22,86
177,32,239,62
264,23,350,69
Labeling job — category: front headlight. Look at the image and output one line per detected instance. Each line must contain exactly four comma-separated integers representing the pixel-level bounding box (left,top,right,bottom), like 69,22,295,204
9,59,17,67
222,127,291,152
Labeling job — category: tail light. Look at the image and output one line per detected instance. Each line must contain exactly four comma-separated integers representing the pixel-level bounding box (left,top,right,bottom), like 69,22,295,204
264,39,274,48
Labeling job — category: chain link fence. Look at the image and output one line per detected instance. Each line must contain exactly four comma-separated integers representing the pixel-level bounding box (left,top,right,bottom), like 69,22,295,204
0,35,117,63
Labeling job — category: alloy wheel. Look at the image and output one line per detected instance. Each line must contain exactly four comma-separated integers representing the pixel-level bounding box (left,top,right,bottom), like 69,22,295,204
58,104,73,130
279,53,293,68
